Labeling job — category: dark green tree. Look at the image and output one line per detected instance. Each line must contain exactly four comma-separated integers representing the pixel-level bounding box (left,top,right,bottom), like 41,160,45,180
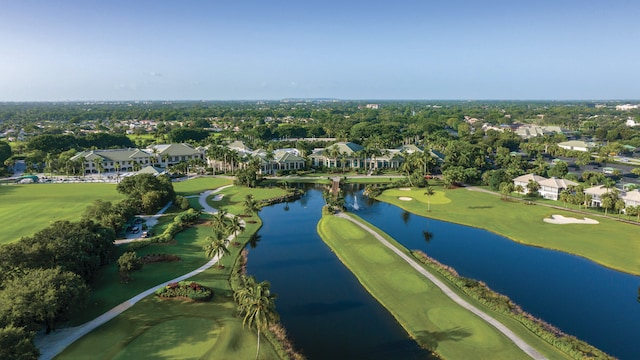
0,267,89,333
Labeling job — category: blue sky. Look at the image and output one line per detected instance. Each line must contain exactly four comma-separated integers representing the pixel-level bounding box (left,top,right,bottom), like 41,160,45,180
1,0,638,101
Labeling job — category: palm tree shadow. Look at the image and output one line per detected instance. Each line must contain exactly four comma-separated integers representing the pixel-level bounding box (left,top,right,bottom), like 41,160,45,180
401,210,411,224
414,327,472,351
248,233,261,249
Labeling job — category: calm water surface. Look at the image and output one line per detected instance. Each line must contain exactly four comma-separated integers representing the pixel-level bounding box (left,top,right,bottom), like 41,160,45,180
247,186,640,359
246,186,431,359
348,190,640,360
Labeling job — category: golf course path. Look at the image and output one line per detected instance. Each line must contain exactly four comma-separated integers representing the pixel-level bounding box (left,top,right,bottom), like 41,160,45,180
198,184,233,214
335,212,547,360
35,185,236,360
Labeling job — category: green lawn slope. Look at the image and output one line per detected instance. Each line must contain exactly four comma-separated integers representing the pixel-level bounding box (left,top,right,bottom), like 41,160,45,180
318,214,574,360
378,187,640,275
0,183,124,244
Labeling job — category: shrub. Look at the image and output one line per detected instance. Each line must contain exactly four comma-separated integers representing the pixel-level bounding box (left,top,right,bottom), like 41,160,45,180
155,281,213,301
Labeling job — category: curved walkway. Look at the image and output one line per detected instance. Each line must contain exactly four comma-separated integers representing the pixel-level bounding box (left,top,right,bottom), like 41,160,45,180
335,212,547,360
196,184,233,214
36,185,237,360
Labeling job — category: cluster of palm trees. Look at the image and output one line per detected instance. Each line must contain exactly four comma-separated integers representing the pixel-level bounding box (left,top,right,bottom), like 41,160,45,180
233,274,279,360
207,145,243,174
203,209,244,267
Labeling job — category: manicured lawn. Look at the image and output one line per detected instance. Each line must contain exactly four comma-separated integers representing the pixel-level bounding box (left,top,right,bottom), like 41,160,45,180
58,182,285,360
0,183,124,244
318,214,574,360
60,218,281,360
172,176,233,196
210,186,290,214
343,176,401,184
378,187,640,275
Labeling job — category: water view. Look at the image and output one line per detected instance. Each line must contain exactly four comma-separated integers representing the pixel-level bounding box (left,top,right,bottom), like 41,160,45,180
248,186,640,359
349,190,640,360
246,186,431,359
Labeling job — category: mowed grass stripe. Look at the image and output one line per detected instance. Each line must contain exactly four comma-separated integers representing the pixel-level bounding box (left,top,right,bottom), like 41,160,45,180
378,187,640,276
318,214,574,360
0,183,125,244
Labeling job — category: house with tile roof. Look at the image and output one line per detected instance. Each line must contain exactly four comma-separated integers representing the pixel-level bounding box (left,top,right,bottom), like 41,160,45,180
538,177,578,200
621,189,640,207
584,185,611,207
513,174,547,194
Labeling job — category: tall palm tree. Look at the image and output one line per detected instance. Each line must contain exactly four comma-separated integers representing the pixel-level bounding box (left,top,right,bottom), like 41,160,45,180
234,275,279,360
211,209,230,234
203,233,230,263
423,186,435,212
92,157,104,178
228,215,244,239
243,194,260,216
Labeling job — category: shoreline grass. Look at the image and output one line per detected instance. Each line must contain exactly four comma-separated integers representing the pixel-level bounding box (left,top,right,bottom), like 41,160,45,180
377,186,640,276
317,213,577,360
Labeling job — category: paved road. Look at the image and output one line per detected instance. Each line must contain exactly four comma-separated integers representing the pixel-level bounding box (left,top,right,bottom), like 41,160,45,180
35,185,237,360
335,212,547,360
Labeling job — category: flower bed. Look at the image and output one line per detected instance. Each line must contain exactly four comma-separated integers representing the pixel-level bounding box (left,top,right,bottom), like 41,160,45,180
155,281,213,301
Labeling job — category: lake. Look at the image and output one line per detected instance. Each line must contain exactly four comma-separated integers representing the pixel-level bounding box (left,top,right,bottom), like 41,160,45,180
248,186,640,359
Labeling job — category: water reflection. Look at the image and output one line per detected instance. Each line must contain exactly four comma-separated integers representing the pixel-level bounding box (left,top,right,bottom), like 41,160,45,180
345,186,640,360
246,187,430,360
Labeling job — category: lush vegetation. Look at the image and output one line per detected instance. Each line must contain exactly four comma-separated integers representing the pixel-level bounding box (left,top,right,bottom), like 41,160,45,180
377,186,640,275
317,213,575,360
57,183,298,360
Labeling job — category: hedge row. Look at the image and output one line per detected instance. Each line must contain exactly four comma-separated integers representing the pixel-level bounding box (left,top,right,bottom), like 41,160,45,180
411,250,613,360
152,208,201,243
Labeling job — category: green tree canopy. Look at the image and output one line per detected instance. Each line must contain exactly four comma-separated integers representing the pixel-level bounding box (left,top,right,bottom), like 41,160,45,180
0,267,89,333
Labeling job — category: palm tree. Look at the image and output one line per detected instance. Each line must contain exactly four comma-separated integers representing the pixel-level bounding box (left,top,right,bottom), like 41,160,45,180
228,215,244,239
559,189,571,208
92,157,104,178
243,194,260,216
234,275,279,360
203,233,230,265
211,209,230,234
326,145,341,170
423,186,435,212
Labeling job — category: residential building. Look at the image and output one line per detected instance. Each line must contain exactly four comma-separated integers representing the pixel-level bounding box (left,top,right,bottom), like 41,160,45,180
309,142,365,168
622,190,640,207
538,178,578,200
584,185,610,207
557,140,595,152
70,148,153,174
308,141,413,170
513,174,547,194
255,150,306,175
514,125,563,139
146,143,205,167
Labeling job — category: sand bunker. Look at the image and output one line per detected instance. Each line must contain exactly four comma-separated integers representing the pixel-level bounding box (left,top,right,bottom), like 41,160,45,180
211,194,225,201
543,214,599,225
398,196,413,201
398,187,411,191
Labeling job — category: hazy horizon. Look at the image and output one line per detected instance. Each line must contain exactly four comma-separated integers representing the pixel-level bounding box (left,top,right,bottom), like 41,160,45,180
2,0,639,102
